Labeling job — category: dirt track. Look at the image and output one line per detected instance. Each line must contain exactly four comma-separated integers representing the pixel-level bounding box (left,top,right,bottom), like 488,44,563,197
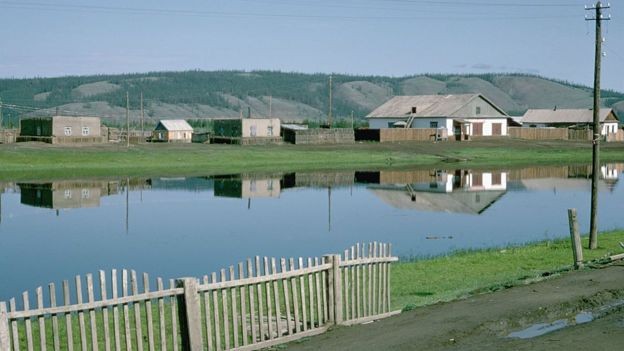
285,263,624,351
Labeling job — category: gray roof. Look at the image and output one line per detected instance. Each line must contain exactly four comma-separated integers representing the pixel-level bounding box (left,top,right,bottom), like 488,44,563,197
366,94,506,119
522,109,618,124
156,119,193,131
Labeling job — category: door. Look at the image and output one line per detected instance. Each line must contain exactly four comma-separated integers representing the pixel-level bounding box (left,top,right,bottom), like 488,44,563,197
492,123,502,136
472,123,483,136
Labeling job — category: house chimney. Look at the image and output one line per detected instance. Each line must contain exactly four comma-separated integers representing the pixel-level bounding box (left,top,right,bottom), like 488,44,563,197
411,106,417,114
554,106,557,111
248,107,251,119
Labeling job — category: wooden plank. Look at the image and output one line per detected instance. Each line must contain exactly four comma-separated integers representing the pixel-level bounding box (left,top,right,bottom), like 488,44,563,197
62,282,74,351
254,257,265,342
169,280,179,351
314,258,322,327
0,302,9,351
9,299,19,351
332,255,343,324
247,259,257,344
22,292,34,351
355,244,361,319
230,326,329,351
130,271,144,351
323,256,334,324
280,259,292,336
339,310,402,327
263,258,273,340
156,279,167,351
86,274,99,351
289,258,301,333
343,250,350,321
367,243,373,317
220,269,230,350
229,266,239,348
238,263,248,346
387,244,392,312
320,257,328,324
75,276,88,351
111,270,121,351
270,258,281,337
122,270,132,351
36,287,47,351
298,258,308,332
143,274,155,351
307,258,314,329
202,276,213,351
372,242,378,315
98,272,111,351
210,273,221,351
350,246,355,320
377,243,383,314
49,284,61,351
176,278,203,351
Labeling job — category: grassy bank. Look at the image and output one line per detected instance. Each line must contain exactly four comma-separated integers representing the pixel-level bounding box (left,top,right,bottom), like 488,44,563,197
1,139,624,180
392,230,624,310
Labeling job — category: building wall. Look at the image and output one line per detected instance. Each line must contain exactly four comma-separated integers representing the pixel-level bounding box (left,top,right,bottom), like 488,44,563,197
51,116,101,137
241,118,281,138
467,118,508,136
289,128,355,145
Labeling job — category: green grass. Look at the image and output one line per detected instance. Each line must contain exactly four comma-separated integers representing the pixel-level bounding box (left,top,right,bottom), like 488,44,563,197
391,230,624,310
1,140,624,180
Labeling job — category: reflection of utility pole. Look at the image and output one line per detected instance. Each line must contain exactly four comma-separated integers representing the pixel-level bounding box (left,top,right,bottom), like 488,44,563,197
126,178,129,234
247,198,251,210
586,1,611,249
328,186,332,232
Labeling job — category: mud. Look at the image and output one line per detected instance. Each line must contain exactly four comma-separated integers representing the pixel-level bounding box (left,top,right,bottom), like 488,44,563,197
284,263,624,350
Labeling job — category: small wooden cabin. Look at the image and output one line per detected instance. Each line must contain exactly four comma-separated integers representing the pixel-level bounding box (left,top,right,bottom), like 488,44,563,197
153,120,193,143
18,116,104,144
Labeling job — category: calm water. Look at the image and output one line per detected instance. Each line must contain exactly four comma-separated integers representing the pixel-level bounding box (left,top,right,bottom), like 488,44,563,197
1,164,623,301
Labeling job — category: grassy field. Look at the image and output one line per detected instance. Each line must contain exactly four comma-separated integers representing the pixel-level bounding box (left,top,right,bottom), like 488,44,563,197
2,139,624,180
392,230,624,310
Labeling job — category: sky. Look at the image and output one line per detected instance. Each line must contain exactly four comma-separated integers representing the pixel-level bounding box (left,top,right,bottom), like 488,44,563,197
0,0,623,91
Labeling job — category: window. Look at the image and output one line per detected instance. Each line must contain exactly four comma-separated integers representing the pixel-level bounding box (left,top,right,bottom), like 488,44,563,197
250,125,257,137
81,189,90,199
267,126,274,136
430,121,438,128
476,106,481,115
64,190,72,199
82,127,90,136
64,127,72,136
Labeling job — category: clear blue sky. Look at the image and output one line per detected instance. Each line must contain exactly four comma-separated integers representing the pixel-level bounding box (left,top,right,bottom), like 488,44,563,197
0,0,623,91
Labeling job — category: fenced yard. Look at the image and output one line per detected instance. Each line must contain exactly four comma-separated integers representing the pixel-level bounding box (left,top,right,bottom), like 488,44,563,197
0,243,398,350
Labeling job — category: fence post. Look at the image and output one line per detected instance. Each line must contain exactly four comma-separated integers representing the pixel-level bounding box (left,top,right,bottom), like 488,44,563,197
568,208,584,269
0,301,9,351
325,254,344,325
176,278,203,350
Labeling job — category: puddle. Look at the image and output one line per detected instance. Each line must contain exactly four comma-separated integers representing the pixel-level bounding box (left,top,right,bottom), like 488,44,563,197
507,299,624,340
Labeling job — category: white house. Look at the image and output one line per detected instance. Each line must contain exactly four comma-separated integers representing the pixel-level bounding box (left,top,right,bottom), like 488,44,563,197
153,119,193,143
522,108,620,136
366,94,509,140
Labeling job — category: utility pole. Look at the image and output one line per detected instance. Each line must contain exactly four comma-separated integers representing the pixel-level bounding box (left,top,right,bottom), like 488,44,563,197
351,110,354,129
586,1,611,249
0,97,3,131
269,95,272,118
126,91,130,148
328,75,333,128
140,92,144,141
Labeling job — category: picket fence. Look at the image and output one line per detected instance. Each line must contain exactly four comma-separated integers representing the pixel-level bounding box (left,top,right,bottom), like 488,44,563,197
0,242,398,351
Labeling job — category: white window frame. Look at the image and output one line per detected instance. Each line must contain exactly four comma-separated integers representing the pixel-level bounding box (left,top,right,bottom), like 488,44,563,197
267,126,273,136
64,127,72,136
82,127,90,136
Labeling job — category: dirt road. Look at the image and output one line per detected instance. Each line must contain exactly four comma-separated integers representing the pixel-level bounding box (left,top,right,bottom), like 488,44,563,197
285,263,624,350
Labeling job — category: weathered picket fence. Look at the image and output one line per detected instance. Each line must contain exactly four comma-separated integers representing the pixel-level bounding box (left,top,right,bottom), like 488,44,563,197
0,242,398,351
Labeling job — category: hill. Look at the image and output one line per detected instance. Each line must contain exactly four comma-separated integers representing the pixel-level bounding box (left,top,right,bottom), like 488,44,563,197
1,70,623,127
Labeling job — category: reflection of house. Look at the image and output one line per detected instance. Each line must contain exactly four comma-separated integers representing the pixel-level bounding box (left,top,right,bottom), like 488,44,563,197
213,176,281,198
18,182,103,209
522,108,620,135
212,118,281,145
366,94,509,140
18,116,104,144
366,169,507,215
510,164,620,192
153,120,193,143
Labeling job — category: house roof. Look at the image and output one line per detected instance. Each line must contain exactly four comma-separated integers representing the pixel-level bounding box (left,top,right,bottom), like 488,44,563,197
156,119,193,131
522,108,618,124
366,94,507,119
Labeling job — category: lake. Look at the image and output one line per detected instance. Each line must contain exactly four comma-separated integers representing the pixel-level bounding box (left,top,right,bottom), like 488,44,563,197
0,163,622,301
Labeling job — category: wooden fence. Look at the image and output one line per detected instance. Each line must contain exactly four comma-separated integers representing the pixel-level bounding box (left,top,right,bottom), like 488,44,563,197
0,243,398,351
508,127,568,140
379,128,442,143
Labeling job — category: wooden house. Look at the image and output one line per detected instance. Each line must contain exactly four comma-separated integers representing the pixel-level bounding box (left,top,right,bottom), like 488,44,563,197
366,94,509,140
18,116,104,144
521,108,620,136
153,120,193,143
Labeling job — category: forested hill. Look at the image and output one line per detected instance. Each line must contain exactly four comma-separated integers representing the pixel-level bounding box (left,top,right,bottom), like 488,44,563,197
1,70,623,126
